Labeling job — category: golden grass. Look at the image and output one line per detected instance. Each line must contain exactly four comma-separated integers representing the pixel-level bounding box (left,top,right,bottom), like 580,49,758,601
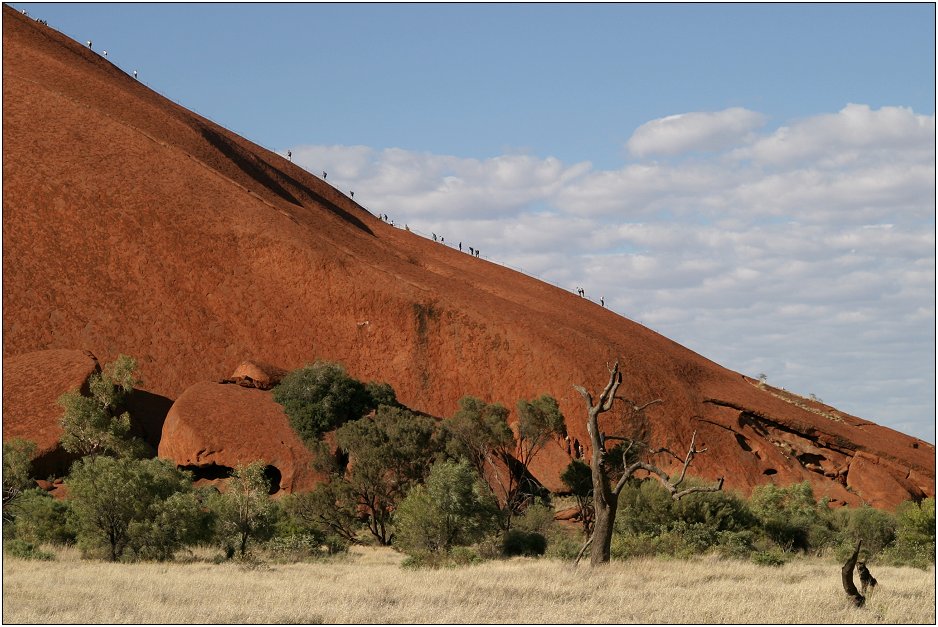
3,546,934,624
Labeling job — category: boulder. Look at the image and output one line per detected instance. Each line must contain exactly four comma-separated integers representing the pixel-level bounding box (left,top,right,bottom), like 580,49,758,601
2,349,100,476
223,360,287,390
158,381,320,493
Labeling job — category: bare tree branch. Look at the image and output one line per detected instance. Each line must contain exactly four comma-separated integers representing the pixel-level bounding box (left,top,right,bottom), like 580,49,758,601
574,534,594,567
573,385,592,408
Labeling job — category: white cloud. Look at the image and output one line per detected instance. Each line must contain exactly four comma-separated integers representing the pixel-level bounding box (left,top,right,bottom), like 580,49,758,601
289,104,936,442
737,104,935,166
626,107,766,157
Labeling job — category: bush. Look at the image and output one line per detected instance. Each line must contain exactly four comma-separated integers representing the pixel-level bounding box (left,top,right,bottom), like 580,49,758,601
502,529,547,557
401,546,483,569
266,533,330,562
749,482,822,552
545,529,582,560
833,505,896,556
8,489,75,545
207,462,276,559
393,460,499,555
272,361,376,443
3,539,54,561
512,503,555,535
752,548,789,567
68,457,204,561
881,498,935,569
714,530,756,560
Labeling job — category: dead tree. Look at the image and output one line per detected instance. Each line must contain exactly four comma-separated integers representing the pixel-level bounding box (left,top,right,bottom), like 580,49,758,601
574,360,723,566
842,540,866,607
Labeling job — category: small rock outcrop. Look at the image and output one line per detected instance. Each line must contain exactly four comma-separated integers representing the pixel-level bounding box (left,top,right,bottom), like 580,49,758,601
222,360,288,390
158,380,320,493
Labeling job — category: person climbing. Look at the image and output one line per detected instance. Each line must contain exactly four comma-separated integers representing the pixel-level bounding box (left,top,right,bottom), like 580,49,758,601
350,191,354,198
133,70,138,79
432,233,437,242
323,171,327,179
102,50,108,57
86,40,92,48
287,150,292,161
405,224,410,231
601,297,605,307
475,250,479,258
441,237,444,244
459,242,462,251
469,246,474,256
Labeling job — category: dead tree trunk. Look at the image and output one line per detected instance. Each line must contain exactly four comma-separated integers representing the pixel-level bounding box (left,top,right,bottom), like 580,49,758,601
574,360,724,566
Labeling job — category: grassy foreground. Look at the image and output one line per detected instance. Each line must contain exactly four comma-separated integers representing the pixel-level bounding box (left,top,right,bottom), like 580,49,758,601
3,546,934,624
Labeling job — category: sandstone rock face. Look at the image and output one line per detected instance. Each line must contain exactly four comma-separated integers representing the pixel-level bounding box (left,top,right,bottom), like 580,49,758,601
3,7,933,508
2,349,100,476
158,381,320,493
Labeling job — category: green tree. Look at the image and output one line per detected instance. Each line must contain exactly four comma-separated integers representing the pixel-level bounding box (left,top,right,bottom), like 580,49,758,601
208,462,275,558
394,460,499,555
442,396,516,525
312,405,440,545
3,438,36,520
58,354,145,458
67,456,201,561
273,361,375,442
514,394,566,502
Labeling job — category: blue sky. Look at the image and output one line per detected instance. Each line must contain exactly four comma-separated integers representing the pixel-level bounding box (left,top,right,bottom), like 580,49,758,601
13,3,937,442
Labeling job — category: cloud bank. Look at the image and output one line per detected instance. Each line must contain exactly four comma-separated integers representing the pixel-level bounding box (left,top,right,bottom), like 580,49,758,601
289,105,936,442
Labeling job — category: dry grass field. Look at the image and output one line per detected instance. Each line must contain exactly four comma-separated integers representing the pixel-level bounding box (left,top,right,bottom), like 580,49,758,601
3,546,934,624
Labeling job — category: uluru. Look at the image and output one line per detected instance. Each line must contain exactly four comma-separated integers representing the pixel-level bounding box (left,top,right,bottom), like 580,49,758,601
3,5,933,510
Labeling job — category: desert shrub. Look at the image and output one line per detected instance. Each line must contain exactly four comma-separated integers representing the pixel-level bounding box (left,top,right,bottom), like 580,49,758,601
672,485,756,533
612,531,665,559
832,505,897,557
3,438,37,521
545,528,582,560
282,483,361,547
207,462,275,558
615,479,679,535
393,460,499,555
127,490,212,561
68,457,202,561
752,547,789,567
8,489,75,545
502,529,547,557
749,482,823,552
881,498,935,569
714,529,757,560
512,502,555,535
266,532,329,562
3,538,54,561
401,545,484,569
272,361,376,442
